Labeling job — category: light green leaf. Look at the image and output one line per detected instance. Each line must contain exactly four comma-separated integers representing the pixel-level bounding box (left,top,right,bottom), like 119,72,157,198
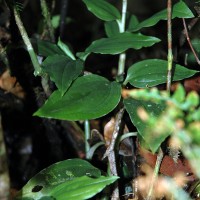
104,21,120,37
15,159,101,200
124,98,169,153
42,55,83,95
128,1,194,32
57,38,76,60
83,0,121,21
124,59,198,88
50,176,118,200
172,84,186,103
86,32,160,55
34,75,121,120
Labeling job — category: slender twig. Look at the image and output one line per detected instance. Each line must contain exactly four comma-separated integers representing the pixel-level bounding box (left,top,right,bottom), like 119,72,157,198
40,0,55,42
146,148,164,200
147,0,173,199
84,120,90,159
60,0,68,39
117,0,127,77
13,6,42,76
103,108,125,200
182,18,200,65
0,114,10,200
167,0,173,92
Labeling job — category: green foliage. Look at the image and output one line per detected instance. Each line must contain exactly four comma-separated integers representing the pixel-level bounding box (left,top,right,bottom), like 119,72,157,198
42,55,83,96
85,32,160,55
124,59,198,87
128,1,194,32
34,75,121,120
83,0,121,21
124,98,167,153
17,0,199,199
15,159,118,200
124,85,200,178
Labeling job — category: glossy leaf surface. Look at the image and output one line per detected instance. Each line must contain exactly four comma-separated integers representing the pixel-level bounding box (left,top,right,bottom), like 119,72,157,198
15,159,117,200
34,75,121,120
124,59,198,88
86,32,160,55
124,98,168,153
128,1,194,32
83,0,121,21
42,55,83,95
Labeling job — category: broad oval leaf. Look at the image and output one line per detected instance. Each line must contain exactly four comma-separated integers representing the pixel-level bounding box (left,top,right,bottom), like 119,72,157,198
42,55,83,95
34,75,121,120
86,32,160,55
50,176,118,200
124,98,168,153
128,1,194,32
83,0,121,21
15,159,101,198
124,59,198,88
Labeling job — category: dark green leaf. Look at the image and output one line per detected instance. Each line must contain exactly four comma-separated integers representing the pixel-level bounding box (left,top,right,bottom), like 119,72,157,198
50,176,118,200
83,0,121,21
34,75,121,120
126,14,139,31
124,98,169,153
36,40,65,57
42,55,83,95
128,1,194,32
15,159,101,200
124,59,198,88
104,21,120,37
86,32,160,55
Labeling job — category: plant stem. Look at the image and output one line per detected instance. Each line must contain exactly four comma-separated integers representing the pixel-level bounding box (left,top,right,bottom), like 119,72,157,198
84,120,90,159
103,108,125,200
40,0,55,42
146,148,164,200
117,0,127,76
167,0,173,92
13,6,42,76
182,18,200,65
147,1,173,199
60,0,68,40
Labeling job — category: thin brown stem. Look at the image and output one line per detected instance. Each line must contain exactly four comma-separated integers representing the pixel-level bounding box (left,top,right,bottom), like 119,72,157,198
182,18,200,65
167,0,173,92
103,108,125,200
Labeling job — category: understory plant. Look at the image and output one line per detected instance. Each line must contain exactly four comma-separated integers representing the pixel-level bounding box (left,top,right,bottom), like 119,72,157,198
6,0,200,199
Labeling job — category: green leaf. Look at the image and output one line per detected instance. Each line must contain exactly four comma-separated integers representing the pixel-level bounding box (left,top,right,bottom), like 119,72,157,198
51,176,118,200
83,0,121,21
124,98,169,153
15,159,101,200
124,59,198,88
86,32,160,55
172,84,186,103
104,21,120,37
42,55,83,95
57,38,76,60
128,1,194,32
34,75,121,120
36,40,65,57
126,14,139,31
